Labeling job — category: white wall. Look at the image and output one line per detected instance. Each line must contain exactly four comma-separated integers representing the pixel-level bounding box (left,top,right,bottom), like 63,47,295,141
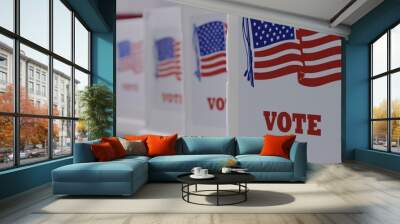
116,19,146,136
181,6,227,136
143,7,184,134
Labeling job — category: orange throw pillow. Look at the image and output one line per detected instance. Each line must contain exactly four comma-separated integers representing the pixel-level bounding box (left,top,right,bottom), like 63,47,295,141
260,134,296,159
146,134,178,157
101,137,127,158
91,142,117,162
124,135,149,142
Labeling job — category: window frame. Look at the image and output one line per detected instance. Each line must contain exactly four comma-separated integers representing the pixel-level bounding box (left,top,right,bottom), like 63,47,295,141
0,0,92,171
370,21,400,154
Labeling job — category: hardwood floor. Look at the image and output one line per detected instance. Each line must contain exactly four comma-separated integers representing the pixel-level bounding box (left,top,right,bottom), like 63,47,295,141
1,162,400,224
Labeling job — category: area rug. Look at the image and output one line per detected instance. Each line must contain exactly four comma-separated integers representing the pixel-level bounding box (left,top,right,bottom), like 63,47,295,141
37,183,362,214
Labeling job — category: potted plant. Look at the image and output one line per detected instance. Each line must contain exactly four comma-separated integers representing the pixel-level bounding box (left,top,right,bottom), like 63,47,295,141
79,84,113,140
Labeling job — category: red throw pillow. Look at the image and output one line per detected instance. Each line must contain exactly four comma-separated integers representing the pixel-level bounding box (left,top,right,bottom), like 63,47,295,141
146,134,178,157
124,135,149,141
91,142,117,161
260,134,296,159
101,137,127,158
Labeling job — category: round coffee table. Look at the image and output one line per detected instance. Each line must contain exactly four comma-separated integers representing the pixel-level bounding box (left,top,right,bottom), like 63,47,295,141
177,173,255,206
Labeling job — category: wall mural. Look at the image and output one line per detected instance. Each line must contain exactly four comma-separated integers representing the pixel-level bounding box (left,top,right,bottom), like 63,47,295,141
116,18,146,135
189,14,227,133
236,17,342,163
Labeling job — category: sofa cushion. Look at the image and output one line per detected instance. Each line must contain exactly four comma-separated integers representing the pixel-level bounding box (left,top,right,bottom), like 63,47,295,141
91,142,118,161
73,139,100,163
101,137,127,158
149,154,235,172
53,158,147,183
236,155,293,172
236,137,263,155
178,137,236,155
147,134,178,157
260,134,296,159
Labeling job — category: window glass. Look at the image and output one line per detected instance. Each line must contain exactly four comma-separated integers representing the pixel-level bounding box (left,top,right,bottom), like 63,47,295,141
0,35,13,113
53,119,72,157
372,76,387,119
391,72,400,117
74,69,89,118
0,0,14,31
75,120,88,143
0,116,13,170
372,121,388,151
53,0,72,60
20,0,49,49
391,120,400,153
391,24,400,70
74,18,89,70
53,59,72,117
19,117,49,165
372,33,387,76
20,44,49,115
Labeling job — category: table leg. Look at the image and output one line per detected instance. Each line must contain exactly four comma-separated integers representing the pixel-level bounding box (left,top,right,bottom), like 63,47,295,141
217,184,219,206
245,183,247,201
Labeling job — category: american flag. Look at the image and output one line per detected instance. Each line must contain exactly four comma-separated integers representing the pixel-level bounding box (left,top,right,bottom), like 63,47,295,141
155,37,181,81
242,18,342,87
117,40,143,74
194,21,226,79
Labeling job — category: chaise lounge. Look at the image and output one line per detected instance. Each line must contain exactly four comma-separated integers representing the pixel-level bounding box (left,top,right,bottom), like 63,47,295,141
52,136,307,196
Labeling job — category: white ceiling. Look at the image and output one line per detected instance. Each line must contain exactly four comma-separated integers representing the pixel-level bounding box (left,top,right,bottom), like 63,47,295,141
117,0,385,36
223,0,352,23
117,0,174,15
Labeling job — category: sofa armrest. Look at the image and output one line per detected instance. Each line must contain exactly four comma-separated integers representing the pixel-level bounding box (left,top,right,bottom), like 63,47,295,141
289,142,307,181
73,140,100,163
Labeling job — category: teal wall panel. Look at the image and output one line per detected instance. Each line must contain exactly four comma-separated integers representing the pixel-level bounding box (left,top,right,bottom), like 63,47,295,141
0,158,72,199
344,0,400,170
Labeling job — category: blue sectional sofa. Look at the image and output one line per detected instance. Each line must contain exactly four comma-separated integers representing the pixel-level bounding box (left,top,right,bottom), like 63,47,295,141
52,137,307,196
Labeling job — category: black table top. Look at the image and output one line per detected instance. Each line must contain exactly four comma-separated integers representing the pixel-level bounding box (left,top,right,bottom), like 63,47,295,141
177,172,255,185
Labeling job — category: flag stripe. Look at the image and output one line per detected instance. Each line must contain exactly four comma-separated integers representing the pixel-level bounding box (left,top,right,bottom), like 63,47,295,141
255,41,300,57
201,59,226,69
158,65,181,72
254,54,301,68
302,47,341,61
201,63,226,74
304,55,341,66
301,35,340,49
254,61,303,73
302,40,341,54
299,73,341,87
254,49,301,62
301,60,341,73
255,65,299,80
201,67,227,77
303,67,341,78
201,52,226,62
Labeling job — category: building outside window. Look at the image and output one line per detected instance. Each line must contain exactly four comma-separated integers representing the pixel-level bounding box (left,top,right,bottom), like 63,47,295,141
28,81,34,94
41,85,46,97
28,66,34,80
0,0,91,170
371,22,400,153
0,71,6,84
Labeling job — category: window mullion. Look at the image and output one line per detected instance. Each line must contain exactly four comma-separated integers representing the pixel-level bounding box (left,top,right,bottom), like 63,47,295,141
13,0,20,167
48,0,54,160
388,30,391,152
71,10,76,154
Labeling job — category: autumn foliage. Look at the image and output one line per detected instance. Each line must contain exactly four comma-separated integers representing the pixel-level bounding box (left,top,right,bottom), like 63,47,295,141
372,99,400,142
0,85,59,151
